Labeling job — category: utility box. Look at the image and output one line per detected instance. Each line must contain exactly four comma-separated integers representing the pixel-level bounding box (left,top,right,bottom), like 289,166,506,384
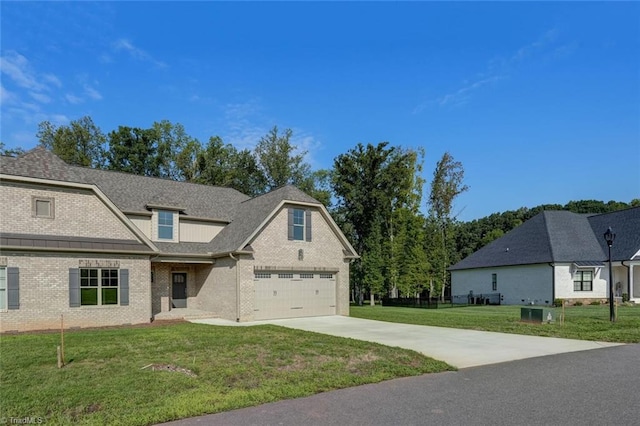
521,307,555,323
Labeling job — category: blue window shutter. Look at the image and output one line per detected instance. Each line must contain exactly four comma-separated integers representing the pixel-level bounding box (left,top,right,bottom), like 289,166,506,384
305,210,312,242
7,267,19,310
69,268,80,307
287,208,294,240
120,269,129,306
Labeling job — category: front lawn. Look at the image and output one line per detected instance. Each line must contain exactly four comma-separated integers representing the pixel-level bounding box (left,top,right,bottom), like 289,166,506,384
0,322,452,425
351,304,640,343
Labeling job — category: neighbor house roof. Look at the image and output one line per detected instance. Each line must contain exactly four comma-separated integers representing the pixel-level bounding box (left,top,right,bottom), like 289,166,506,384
449,207,640,271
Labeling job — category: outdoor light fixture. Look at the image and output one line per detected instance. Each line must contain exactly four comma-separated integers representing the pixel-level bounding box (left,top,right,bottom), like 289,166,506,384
604,227,616,322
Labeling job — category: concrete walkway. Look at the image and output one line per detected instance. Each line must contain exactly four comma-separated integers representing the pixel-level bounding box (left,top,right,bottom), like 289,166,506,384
191,316,622,368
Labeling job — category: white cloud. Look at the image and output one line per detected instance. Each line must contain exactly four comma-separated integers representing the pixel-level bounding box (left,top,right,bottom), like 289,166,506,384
414,28,562,113
1,84,15,104
65,93,83,104
83,84,102,100
113,38,167,68
28,91,52,103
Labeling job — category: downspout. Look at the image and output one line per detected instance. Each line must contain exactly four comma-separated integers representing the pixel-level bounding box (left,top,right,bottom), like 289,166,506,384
621,260,630,301
229,253,240,322
549,263,555,305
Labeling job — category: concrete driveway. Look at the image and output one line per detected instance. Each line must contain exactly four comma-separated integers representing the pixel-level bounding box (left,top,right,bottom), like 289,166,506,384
192,315,622,368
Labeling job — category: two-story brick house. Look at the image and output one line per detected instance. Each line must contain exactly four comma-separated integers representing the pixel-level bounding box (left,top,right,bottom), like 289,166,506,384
0,148,358,332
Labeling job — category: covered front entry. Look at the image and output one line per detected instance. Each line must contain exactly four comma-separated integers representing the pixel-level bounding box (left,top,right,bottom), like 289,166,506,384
254,271,336,320
172,272,187,308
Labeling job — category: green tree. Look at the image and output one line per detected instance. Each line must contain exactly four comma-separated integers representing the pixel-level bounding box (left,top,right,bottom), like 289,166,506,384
37,116,106,167
428,152,469,301
0,142,25,157
333,142,422,305
106,126,160,176
254,126,310,192
151,120,200,180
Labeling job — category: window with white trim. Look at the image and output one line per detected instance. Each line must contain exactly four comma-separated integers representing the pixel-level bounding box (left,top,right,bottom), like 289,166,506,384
293,209,305,241
80,268,119,305
573,270,593,292
158,210,174,240
300,273,314,279
278,273,294,279
319,273,333,279
0,267,6,310
492,274,497,291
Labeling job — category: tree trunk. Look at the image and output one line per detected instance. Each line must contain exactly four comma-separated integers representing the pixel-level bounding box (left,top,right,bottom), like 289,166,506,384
370,292,375,306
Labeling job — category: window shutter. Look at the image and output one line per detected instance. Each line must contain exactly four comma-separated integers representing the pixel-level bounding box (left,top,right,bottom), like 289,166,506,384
287,208,294,240
305,210,312,242
7,267,19,310
69,268,80,307
120,269,129,306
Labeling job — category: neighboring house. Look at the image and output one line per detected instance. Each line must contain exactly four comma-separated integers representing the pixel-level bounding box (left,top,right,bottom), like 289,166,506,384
450,208,640,306
0,148,358,332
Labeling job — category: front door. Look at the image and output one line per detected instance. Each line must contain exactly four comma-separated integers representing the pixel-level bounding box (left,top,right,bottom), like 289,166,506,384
172,273,187,308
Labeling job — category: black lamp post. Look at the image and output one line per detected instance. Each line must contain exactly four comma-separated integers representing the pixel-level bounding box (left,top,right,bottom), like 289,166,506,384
604,227,616,322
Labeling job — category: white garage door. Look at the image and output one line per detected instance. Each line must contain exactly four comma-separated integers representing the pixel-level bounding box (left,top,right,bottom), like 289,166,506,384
254,272,336,320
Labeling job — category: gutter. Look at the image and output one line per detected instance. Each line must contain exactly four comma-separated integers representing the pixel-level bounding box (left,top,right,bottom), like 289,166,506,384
549,263,555,303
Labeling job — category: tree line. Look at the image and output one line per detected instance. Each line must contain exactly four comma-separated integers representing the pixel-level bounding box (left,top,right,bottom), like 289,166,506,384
2,116,637,303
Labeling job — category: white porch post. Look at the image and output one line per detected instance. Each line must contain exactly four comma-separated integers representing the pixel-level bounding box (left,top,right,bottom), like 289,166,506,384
630,263,634,301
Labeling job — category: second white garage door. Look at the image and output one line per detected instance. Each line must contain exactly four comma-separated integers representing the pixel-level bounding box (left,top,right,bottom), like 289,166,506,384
254,272,336,320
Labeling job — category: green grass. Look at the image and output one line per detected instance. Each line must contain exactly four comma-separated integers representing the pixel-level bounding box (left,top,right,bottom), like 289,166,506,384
0,322,453,425
351,304,640,343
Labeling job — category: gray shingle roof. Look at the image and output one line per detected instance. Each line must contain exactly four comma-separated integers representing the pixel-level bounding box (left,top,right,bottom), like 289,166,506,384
449,208,640,271
208,185,321,255
1,148,333,257
1,147,250,221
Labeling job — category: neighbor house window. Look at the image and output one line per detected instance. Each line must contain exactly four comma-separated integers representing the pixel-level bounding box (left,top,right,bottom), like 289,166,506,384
319,274,333,279
573,270,593,292
158,210,174,240
300,273,314,279
492,274,497,291
0,267,6,310
293,209,305,240
278,273,294,279
80,268,119,305
32,196,54,218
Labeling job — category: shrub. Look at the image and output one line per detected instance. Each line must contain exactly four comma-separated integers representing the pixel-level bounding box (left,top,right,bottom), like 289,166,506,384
574,301,583,306
553,298,564,307
590,300,601,306
623,293,630,302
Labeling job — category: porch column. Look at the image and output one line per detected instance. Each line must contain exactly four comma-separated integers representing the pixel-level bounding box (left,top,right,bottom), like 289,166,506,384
630,263,634,300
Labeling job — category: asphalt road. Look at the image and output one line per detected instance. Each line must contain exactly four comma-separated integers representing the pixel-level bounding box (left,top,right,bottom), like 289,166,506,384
161,344,639,426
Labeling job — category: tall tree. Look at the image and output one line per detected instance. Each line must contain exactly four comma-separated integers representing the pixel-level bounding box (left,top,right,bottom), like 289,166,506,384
428,152,469,301
106,126,160,176
254,126,310,192
151,120,199,180
333,142,422,305
37,116,106,167
0,142,25,157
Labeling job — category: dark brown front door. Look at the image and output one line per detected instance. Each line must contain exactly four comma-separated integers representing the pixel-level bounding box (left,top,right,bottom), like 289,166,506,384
172,273,187,308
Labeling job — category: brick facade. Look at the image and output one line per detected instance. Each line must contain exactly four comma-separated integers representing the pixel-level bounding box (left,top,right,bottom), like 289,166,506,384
0,253,150,332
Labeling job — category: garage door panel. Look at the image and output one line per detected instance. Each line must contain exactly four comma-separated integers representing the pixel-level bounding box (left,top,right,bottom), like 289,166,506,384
254,272,336,320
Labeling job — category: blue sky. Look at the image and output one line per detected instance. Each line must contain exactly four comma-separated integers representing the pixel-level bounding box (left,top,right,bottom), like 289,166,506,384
1,1,639,221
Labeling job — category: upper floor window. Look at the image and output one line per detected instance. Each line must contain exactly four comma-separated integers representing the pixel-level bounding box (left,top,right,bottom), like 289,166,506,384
573,270,593,292
158,210,174,240
32,196,54,218
293,209,305,240
288,208,312,242
492,274,497,291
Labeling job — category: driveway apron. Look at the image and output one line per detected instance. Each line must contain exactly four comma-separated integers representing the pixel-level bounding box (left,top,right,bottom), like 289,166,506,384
192,315,622,368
